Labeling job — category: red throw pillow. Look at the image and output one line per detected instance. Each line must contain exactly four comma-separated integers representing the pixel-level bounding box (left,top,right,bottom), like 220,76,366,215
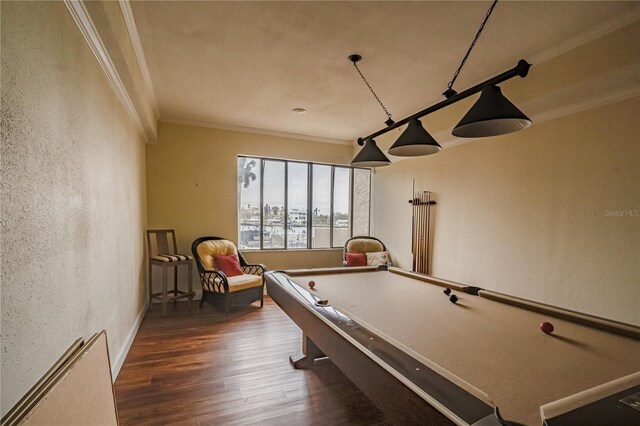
214,254,244,277
345,252,367,267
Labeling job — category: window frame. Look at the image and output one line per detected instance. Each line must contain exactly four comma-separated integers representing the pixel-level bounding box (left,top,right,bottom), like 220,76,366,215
238,155,371,251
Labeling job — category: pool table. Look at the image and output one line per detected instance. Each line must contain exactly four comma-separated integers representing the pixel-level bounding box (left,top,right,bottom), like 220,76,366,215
265,266,640,425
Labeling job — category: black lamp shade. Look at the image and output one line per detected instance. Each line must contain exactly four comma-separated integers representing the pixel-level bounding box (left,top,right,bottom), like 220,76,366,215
452,85,531,138
350,139,391,167
388,119,442,156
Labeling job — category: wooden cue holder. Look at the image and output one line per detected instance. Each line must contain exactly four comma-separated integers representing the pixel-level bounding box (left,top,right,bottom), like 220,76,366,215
408,199,437,205
410,192,435,275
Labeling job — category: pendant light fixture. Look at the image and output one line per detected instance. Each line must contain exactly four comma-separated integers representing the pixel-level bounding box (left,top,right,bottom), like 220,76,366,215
451,85,531,137
350,139,391,168
350,0,532,167
348,53,394,167
388,119,441,156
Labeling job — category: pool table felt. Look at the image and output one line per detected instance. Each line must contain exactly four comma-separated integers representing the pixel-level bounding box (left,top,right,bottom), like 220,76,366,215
292,269,640,426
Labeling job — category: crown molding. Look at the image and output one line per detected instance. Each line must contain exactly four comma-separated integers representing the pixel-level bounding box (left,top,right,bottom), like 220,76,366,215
159,116,353,146
63,0,152,142
530,10,640,66
118,0,159,118
530,85,640,127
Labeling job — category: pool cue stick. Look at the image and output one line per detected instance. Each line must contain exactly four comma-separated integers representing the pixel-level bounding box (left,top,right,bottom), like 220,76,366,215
418,192,422,273
422,191,429,274
411,181,416,272
417,190,422,273
419,191,426,273
414,190,420,273
424,192,430,274
417,193,421,273
418,192,424,273
423,192,428,274
415,192,422,272
426,191,431,275
413,190,418,272
428,191,436,275
425,191,429,275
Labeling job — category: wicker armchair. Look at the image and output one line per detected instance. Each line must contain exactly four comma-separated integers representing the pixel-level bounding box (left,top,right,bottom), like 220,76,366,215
343,235,389,266
191,236,266,315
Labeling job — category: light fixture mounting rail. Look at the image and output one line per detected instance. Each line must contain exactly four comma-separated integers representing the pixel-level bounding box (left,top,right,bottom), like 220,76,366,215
356,59,531,146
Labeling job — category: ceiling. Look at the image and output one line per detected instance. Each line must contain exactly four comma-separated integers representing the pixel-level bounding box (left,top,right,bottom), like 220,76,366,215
131,1,639,143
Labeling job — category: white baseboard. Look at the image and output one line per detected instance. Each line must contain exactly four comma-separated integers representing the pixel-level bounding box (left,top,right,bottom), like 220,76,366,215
111,300,148,380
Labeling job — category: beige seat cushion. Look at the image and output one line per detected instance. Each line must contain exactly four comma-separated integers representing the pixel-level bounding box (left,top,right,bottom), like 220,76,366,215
196,240,238,270
227,274,263,292
346,238,384,254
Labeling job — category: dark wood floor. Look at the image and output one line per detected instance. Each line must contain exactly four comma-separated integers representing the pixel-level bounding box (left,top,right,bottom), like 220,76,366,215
115,297,389,425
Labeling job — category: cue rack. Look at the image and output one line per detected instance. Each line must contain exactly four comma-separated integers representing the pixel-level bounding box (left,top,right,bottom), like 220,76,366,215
409,190,436,275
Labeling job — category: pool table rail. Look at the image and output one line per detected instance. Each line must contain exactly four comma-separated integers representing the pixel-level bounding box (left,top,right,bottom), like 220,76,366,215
284,265,480,294
479,290,640,339
541,372,640,425
266,269,501,425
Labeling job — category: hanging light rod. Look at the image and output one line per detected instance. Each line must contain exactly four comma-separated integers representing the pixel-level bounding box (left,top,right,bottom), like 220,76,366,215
356,59,531,147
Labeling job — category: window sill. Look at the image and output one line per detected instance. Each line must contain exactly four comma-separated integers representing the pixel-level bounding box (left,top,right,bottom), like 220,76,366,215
241,248,343,253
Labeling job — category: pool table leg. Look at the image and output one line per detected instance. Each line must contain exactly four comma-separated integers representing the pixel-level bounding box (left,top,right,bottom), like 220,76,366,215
289,334,327,369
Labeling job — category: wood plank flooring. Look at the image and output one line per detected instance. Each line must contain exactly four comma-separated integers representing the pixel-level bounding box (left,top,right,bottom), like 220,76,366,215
115,297,389,425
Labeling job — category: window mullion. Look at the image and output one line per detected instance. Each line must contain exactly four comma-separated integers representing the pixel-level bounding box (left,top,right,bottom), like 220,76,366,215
284,161,288,250
349,168,354,238
307,163,312,249
259,159,264,250
367,170,372,235
330,166,335,248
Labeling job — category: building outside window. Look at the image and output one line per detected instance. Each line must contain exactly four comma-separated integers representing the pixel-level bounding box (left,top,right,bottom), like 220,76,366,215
237,156,370,250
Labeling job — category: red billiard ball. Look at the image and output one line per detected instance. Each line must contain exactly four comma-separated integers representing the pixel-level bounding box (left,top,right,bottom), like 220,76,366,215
540,322,554,334
308,280,315,289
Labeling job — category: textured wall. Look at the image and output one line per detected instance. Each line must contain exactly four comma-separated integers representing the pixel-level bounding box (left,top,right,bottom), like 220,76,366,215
373,97,639,325
1,1,147,414
368,21,640,326
146,121,354,296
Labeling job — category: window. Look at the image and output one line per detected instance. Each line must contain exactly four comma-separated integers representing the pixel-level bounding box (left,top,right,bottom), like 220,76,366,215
262,160,285,249
237,156,371,250
332,167,351,247
311,164,331,248
287,162,308,248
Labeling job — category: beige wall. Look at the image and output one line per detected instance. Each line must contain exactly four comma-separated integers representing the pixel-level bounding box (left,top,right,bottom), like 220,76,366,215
146,122,354,295
369,21,640,325
1,1,147,414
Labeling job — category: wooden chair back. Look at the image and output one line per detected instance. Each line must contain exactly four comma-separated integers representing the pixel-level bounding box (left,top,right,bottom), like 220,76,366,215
146,229,178,257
